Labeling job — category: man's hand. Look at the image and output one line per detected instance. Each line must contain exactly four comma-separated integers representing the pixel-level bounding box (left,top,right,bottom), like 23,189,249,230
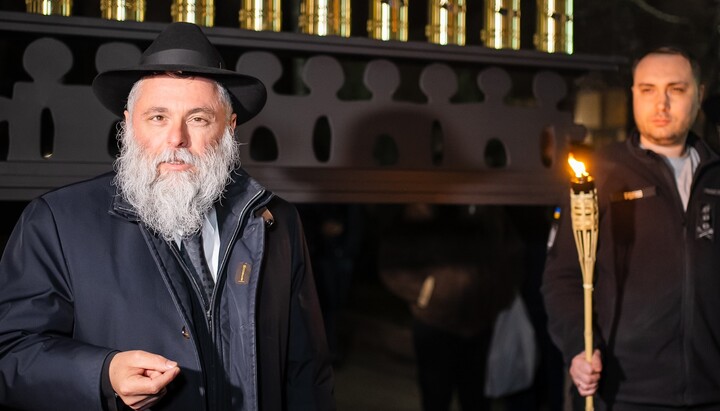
109,350,181,410
569,349,602,397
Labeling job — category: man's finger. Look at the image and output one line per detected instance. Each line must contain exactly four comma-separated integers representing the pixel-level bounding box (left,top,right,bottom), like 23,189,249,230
124,365,180,395
110,350,181,405
125,350,178,372
117,367,179,409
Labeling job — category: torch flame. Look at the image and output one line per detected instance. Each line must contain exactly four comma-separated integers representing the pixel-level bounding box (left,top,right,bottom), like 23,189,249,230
568,153,589,179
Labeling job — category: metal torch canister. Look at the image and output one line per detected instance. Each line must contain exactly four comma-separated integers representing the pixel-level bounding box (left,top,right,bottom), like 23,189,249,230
534,0,573,53
101,0,145,21
480,0,520,50
367,0,408,41
426,0,466,46
299,0,352,37
569,175,599,257
26,0,72,16
239,0,282,32
171,0,214,27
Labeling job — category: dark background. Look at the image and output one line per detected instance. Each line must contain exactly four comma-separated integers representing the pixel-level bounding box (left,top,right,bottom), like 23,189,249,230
2,1,720,410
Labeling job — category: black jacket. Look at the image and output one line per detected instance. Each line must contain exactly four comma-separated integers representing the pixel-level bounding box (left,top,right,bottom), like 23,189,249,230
0,169,335,411
542,132,720,407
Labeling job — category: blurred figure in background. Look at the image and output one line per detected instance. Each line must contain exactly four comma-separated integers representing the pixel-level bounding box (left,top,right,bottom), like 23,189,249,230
379,204,524,411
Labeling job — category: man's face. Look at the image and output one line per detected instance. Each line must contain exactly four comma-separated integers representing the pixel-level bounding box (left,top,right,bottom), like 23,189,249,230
125,75,237,175
115,75,240,241
632,53,703,148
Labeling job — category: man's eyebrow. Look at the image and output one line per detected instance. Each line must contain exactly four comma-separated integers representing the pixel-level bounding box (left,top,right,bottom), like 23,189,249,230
141,107,168,115
636,81,690,87
139,107,218,117
188,107,218,118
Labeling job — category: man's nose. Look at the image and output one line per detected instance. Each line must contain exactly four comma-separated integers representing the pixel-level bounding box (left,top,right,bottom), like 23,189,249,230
657,92,670,111
167,122,189,148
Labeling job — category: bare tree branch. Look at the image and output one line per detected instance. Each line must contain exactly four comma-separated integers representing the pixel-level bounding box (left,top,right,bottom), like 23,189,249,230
625,0,690,24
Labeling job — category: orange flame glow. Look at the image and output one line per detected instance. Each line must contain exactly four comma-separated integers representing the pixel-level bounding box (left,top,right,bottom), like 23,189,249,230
568,153,589,179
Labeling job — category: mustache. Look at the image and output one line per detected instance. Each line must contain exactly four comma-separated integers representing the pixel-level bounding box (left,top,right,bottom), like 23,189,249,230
154,148,197,167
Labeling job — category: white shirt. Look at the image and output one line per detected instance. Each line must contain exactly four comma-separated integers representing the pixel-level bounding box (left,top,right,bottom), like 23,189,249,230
664,147,699,211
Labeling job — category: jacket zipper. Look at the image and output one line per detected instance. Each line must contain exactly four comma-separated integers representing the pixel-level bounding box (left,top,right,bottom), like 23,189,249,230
207,189,272,411
650,150,693,402
679,161,710,403
210,189,271,327
168,245,210,323
681,222,691,402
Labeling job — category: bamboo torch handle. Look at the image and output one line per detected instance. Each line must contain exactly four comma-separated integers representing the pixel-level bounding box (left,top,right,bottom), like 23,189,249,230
584,284,594,411
583,257,595,411
568,162,598,411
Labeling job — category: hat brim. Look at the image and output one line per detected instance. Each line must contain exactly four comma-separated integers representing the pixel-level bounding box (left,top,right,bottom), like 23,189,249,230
92,65,267,124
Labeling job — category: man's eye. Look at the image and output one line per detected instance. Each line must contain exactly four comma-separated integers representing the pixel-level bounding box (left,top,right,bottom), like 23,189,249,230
190,117,209,124
671,87,686,94
149,115,165,121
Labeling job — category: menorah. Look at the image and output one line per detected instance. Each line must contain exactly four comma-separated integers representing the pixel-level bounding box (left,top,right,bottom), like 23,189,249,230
24,0,574,54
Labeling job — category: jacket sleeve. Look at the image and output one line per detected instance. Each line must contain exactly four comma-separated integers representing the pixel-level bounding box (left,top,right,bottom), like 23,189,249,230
540,195,587,365
285,208,337,411
0,199,115,410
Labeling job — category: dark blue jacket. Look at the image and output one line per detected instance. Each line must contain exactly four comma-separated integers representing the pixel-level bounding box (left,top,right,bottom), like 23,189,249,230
0,169,335,411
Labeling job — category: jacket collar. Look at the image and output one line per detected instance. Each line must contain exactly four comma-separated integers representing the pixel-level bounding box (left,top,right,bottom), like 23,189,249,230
626,129,719,165
216,168,272,228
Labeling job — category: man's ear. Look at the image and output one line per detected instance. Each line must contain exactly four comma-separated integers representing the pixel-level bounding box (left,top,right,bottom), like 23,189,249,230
124,110,130,123
230,113,237,130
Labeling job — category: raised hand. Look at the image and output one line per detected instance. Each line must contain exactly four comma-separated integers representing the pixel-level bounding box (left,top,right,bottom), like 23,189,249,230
109,350,181,410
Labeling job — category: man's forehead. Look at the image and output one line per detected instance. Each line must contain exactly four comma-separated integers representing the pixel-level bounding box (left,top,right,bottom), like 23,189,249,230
138,75,218,92
633,54,694,84
135,76,224,108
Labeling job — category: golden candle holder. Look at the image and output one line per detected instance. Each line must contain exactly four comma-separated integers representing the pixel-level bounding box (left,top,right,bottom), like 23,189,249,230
171,0,214,27
568,154,597,411
534,0,574,53
26,0,72,16
239,0,282,32
426,0,465,46
299,0,351,37
367,0,408,42
480,0,520,50
101,0,145,21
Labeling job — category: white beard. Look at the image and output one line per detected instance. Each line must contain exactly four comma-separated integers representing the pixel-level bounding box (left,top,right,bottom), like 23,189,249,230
113,122,240,241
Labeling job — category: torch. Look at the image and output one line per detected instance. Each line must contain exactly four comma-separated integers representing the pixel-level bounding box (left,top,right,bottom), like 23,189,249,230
568,153,598,411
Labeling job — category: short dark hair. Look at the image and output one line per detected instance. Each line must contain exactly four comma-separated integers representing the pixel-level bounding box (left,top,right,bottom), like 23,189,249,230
631,46,701,85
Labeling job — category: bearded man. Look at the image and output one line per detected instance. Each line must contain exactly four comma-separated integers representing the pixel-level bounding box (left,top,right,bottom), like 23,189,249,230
0,22,335,411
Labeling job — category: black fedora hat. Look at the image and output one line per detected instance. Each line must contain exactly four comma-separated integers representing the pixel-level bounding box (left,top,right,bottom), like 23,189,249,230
92,22,266,124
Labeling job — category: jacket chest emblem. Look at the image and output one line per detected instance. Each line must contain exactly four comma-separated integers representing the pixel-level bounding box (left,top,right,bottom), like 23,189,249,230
235,262,251,285
610,186,656,202
696,203,714,241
